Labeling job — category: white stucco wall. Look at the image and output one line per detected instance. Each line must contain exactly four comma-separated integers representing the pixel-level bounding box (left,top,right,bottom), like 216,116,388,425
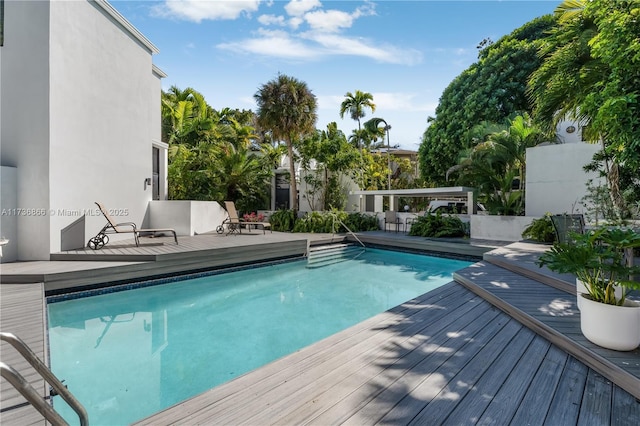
0,167,19,262
1,1,161,259
470,215,535,242
0,0,52,260
46,0,158,253
149,201,227,236
525,143,603,217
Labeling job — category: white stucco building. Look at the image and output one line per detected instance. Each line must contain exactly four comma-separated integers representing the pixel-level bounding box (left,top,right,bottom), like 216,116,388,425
0,0,168,262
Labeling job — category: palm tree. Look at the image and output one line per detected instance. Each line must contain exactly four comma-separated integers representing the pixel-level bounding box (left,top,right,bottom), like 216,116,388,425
527,0,626,219
161,86,213,146
340,90,376,146
254,74,318,211
446,114,548,214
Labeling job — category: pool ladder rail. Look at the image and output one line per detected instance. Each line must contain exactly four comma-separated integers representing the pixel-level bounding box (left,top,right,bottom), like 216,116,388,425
307,243,366,268
0,332,88,426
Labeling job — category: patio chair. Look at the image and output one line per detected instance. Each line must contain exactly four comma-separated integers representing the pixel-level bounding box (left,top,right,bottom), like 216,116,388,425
87,202,178,249
384,210,404,233
550,213,585,244
217,201,271,235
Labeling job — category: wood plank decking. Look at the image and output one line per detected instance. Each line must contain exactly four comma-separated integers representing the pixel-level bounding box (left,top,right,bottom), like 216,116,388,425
0,283,47,425
136,282,639,425
1,235,639,425
454,261,640,401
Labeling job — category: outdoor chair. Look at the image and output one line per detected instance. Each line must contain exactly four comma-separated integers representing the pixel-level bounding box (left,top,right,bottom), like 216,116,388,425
87,202,178,249
216,201,271,235
550,213,585,244
384,210,404,233
405,211,425,233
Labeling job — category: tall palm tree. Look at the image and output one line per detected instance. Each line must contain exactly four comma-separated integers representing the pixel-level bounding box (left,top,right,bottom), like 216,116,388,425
340,90,376,145
254,74,318,211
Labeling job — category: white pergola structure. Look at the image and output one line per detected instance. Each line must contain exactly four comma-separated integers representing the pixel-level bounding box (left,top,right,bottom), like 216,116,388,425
351,186,478,214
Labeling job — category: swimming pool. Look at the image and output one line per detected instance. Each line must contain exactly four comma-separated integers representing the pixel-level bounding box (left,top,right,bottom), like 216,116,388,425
47,248,472,425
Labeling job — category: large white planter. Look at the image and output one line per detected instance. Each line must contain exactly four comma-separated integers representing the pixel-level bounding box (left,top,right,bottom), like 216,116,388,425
579,294,640,351
575,278,623,311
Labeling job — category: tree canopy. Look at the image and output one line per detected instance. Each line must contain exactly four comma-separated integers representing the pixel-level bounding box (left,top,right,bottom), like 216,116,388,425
528,0,640,219
418,15,556,185
254,74,318,212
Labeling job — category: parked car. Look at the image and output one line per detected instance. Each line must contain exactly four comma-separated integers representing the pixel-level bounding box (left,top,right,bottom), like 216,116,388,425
427,200,485,214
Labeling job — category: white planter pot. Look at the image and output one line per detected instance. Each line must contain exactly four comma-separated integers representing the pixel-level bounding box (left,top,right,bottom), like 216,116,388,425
575,278,623,311
579,294,640,351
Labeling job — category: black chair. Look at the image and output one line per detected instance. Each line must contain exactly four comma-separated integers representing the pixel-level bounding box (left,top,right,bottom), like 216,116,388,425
550,214,585,244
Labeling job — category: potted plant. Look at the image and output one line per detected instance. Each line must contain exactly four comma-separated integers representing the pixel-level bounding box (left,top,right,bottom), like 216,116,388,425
537,227,640,351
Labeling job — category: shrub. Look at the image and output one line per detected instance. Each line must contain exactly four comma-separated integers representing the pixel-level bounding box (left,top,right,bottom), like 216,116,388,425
522,213,555,243
408,210,466,238
288,211,380,233
293,211,339,233
269,209,297,232
342,212,379,232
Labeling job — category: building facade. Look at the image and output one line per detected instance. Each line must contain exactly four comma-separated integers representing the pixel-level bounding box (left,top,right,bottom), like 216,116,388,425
0,0,167,261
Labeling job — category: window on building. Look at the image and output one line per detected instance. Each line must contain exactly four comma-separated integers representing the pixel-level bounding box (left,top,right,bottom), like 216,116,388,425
0,0,4,47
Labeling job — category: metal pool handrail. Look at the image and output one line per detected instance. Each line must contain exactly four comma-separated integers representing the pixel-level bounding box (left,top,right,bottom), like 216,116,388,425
330,213,366,249
0,332,89,426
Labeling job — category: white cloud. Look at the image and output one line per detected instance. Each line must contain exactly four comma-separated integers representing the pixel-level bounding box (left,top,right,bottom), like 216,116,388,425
304,33,422,65
372,92,435,112
258,14,286,26
153,0,262,23
210,0,418,66
304,9,355,33
285,0,321,17
217,29,321,60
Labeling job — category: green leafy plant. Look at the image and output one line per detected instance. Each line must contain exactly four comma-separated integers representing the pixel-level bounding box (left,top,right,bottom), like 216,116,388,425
522,213,556,243
342,212,379,232
408,210,467,238
293,211,339,233
269,209,297,232
537,227,640,305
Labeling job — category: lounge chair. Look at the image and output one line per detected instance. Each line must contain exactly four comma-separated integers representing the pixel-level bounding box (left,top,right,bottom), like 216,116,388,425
550,213,585,244
87,202,178,249
220,201,271,235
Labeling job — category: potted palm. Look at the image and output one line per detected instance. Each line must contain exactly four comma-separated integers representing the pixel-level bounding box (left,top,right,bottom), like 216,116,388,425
537,227,640,351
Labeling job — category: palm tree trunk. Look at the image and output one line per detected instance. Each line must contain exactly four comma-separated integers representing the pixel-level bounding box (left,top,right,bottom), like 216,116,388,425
600,137,623,222
286,137,298,212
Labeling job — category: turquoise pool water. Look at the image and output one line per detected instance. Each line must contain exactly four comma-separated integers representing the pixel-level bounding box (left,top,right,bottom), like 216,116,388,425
47,248,471,425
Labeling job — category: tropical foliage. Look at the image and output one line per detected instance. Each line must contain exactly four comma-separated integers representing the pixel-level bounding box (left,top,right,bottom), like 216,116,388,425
340,90,376,148
255,74,318,212
528,0,640,221
419,15,556,185
292,211,379,233
522,213,556,243
161,86,273,212
446,114,549,215
408,211,468,238
298,123,360,211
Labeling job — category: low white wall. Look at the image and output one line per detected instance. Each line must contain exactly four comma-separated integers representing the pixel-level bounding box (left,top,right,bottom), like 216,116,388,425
0,167,18,262
148,201,226,236
526,143,603,217
470,215,535,242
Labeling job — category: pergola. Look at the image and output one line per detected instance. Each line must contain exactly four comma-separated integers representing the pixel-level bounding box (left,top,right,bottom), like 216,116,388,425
350,186,478,214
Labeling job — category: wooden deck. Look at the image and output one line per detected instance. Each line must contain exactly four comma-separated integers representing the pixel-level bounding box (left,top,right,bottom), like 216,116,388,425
0,283,48,424
1,234,639,425
136,282,639,425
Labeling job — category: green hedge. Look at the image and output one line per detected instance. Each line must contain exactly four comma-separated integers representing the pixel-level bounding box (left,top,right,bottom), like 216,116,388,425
408,211,467,238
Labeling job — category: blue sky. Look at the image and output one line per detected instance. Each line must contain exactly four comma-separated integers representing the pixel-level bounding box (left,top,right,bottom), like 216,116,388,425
114,0,559,149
